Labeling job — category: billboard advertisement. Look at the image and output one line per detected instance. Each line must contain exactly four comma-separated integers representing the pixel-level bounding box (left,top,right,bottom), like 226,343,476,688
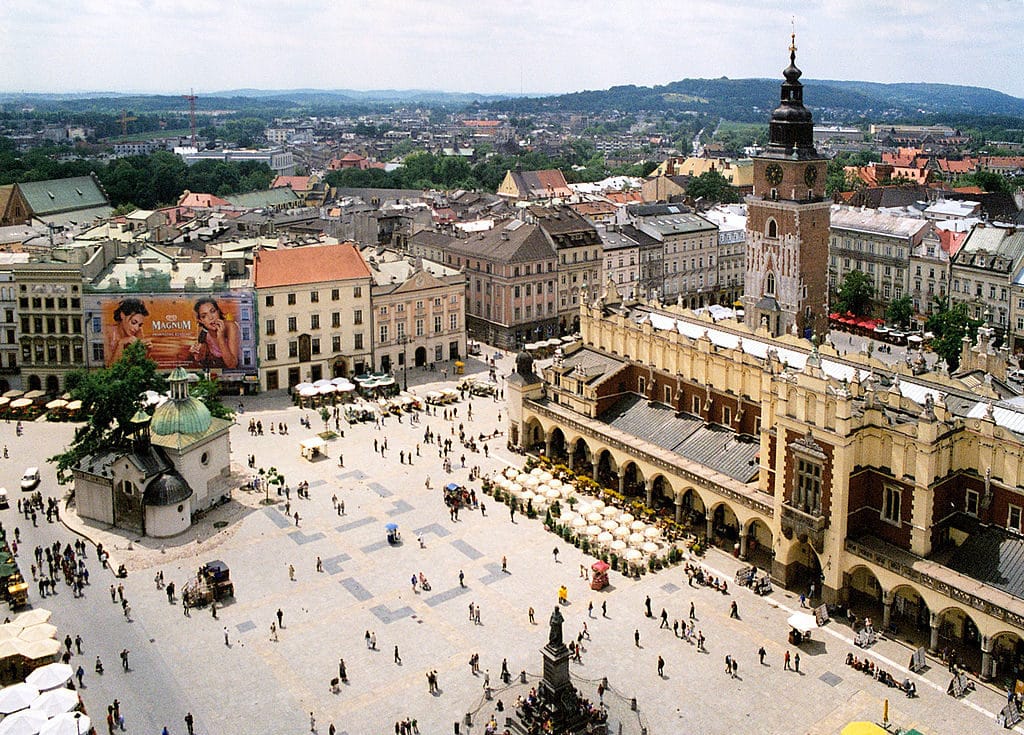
90,292,256,380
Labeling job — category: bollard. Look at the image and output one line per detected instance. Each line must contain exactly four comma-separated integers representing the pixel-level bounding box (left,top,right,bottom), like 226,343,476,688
631,697,638,711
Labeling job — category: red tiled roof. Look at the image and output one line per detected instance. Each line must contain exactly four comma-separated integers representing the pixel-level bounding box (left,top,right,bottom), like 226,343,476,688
178,191,229,208
953,186,985,195
339,153,365,162
938,159,976,174
271,176,313,191
568,201,617,216
605,191,642,204
937,228,968,257
253,242,371,289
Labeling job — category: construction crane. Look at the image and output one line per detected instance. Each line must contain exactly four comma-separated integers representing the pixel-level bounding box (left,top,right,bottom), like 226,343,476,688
182,89,198,147
119,110,137,137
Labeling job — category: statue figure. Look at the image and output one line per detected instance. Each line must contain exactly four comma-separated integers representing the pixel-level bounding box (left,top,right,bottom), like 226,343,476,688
548,606,564,648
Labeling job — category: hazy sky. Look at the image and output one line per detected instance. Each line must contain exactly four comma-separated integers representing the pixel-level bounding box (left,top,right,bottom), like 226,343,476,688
3,0,1023,98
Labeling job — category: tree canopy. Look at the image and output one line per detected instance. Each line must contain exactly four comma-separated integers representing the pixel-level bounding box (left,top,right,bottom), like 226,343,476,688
834,271,875,317
885,295,914,328
50,341,166,483
686,169,739,204
925,298,983,372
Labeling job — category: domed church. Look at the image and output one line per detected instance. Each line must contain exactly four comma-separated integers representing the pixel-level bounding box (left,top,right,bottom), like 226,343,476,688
72,368,233,537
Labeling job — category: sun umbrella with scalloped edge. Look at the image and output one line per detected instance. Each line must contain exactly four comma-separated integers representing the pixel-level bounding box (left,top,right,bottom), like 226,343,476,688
0,683,40,715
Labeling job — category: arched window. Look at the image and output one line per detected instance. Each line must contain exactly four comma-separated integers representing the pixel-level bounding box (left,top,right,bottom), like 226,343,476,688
766,219,778,238
766,273,776,296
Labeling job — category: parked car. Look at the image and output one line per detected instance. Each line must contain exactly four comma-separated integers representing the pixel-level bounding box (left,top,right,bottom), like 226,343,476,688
19,468,39,492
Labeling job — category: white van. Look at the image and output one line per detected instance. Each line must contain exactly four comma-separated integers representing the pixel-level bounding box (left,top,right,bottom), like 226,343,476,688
20,468,40,491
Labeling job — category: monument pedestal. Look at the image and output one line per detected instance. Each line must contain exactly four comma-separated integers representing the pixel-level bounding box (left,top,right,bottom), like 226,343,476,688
537,641,588,733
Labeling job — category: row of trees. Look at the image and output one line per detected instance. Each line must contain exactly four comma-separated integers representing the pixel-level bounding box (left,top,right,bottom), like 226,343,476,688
0,141,275,209
324,149,656,193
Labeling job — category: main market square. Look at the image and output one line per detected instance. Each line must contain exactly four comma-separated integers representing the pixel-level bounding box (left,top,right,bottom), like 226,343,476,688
0,340,1014,735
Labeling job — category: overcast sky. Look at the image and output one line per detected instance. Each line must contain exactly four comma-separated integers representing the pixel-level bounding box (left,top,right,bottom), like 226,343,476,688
3,0,1023,99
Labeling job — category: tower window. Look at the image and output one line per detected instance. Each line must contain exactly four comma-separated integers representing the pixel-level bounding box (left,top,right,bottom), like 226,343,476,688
766,273,776,296
766,219,778,239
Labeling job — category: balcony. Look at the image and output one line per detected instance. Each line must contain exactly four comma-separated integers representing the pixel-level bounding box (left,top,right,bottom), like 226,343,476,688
780,503,827,553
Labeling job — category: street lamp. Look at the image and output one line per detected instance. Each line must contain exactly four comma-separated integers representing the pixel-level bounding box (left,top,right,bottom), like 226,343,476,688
398,334,409,391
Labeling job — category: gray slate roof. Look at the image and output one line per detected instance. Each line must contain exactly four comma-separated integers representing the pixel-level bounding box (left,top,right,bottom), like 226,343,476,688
444,220,554,263
946,526,1024,601
599,394,759,483
18,175,109,217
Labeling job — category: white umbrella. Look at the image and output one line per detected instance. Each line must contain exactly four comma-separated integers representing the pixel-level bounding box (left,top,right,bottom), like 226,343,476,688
0,710,48,735
545,488,561,500
597,531,614,544
644,526,662,539
787,612,819,634
630,520,646,532
25,663,72,691
641,541,660,554
29,689,79,717
0,684,40,714
590,500,606,511
523,476,539,488
548,479,562,490
575,503,593,516
619,513,635,524
600,519,618,532
38,713,90,735
601,506,618,518
586,525,602,537
611,540,628,552
613,526,631,538
530,468,544,477
295,382,315,392
572,517,588,529
18,625,57,643
330,377,352,386
558,511,577,525
520,490,536,501
13,611,51,628
508,484,522,495
628,533,645,547
624,549,643,561
299,386,317,398
317,384,337,394
586,512,603,524
312,379,332,387
539,472,553,483
504,467,517,479
335,383,356,392
559,486,575,499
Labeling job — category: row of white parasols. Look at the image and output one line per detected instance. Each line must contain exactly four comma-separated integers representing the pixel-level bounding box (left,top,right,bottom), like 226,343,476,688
495,467,668,561
0,662,88,735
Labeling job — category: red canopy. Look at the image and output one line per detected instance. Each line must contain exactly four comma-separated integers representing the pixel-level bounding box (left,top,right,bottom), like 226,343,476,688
591,560,610,573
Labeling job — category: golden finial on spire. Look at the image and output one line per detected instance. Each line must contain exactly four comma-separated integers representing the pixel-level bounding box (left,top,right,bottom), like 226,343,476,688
790,17,797,54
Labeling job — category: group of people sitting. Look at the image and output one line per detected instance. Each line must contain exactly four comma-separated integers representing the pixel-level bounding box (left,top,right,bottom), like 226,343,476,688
685,563,728,593
846,653,917,697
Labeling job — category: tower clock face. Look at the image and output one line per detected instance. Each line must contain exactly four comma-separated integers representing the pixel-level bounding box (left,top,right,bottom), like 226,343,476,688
804,165,818,186
765,163,783,186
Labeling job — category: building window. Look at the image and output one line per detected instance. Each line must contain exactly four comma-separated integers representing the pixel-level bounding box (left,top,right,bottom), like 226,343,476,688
310,314,320,330
265,319,275,336
449,314,457,330
332,312,340,328
766,272,776,296
638,377,646,396
965,489,979,517
767,219,778,238
1010,504,1023,533
396,321,406,339
354,333,363,350
287,317,297,332
332,335,341,352
266,343,276,361
692,395,700,414
265,295,274,307
288,341,298,358
722,406,732,425
310,291,319,303
795,458,822,515
664,386,672,404
379,324,389,343
353,286,362,298
331,289,340,301
416,319,424,336
380,306,388,316
91,343,105,363
353,310,363,325
311,338,320,355
882,486,901,525
434,316,442,333
287,293,296,306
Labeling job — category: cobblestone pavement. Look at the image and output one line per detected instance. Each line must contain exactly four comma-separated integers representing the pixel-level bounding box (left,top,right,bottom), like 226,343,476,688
0,349,1015,735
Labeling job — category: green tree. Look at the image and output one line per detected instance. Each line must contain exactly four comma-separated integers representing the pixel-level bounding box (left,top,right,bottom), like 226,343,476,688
885,295,914,328
925,298,983,372
50,341,166,483
686,169,739,204
189,377,232,421
834,270,875,317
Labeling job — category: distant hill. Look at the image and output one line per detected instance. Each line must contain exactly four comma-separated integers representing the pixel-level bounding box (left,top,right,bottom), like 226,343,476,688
1,80,1021,122
490,78,1024,122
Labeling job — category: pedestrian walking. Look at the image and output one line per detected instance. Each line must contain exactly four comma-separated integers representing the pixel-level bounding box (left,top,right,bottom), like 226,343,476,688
731,658,738,678
316,557,323,573
75,634,83,654
528,606,535,624
794,652,801,672
289,564,296,581
784,650,791,670
185,712,194,735
588,601,594,618
501,555,508,573
657,655,664,677
730,601,739,619
270,622,278,641
394,645,401,665
458,570,465,587
277,608,283,628
758,646,766,665
634,629,641,648
338,658,347,683
223,627,229,646
660,608,669,628
645,596,652,617
601,600,607,617
75,665,84,687
552,547,559,563
120,648,129,671
689,601,695,619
